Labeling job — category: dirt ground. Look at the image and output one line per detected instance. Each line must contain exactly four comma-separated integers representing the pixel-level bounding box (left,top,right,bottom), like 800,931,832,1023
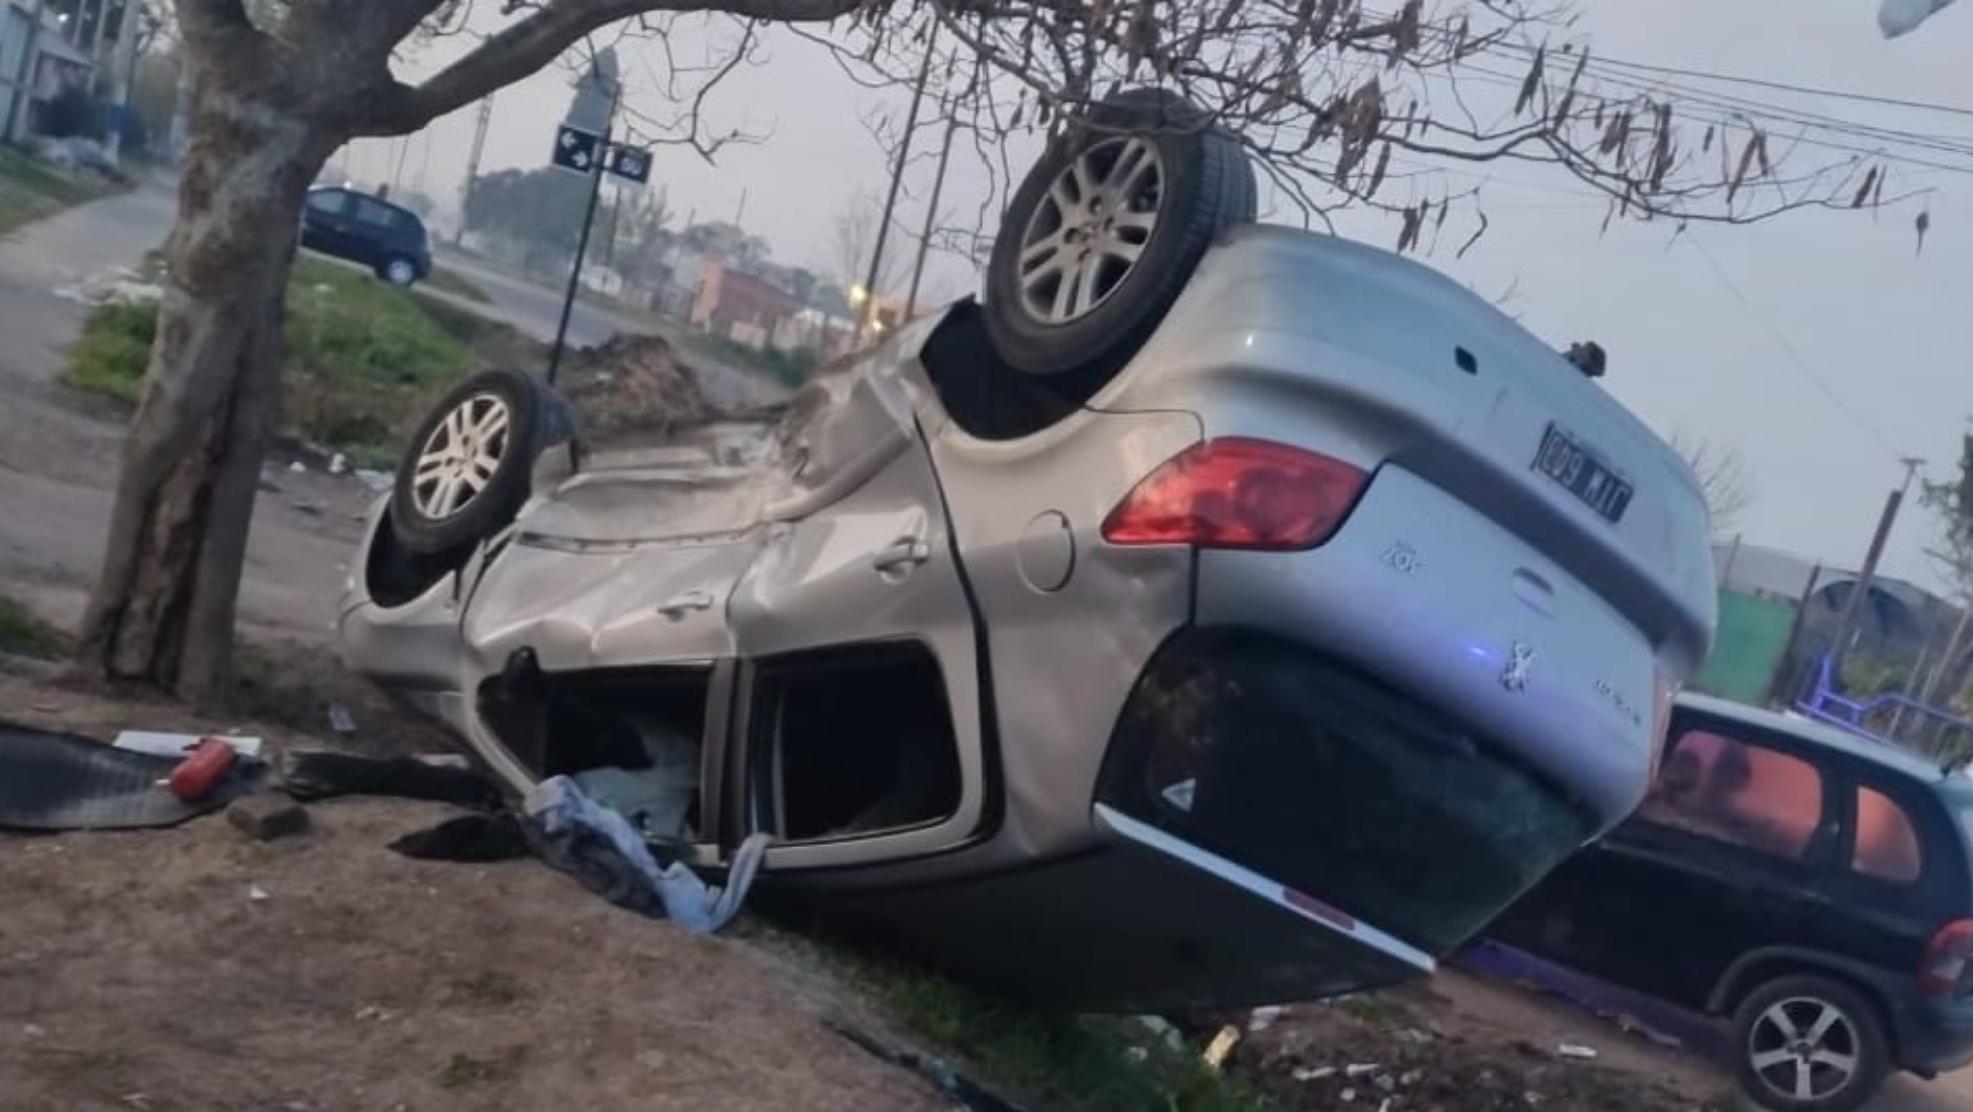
0,788,939,1112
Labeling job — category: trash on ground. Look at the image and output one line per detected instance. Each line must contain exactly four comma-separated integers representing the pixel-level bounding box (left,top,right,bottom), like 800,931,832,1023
1248,1004,1284,1032
112,730,264,760
226,793,311,841
411,752,470,769
1556,1043,1599,1060
1292,1066,1336,1082
1344,1062,1381,1077
388,812,529,862
278,750,502,810
1202,1024,1241,1071
522,775,769,934
328,452,349,475
326,703,357,734
247,884,270,902
0,720,261,830
1134,1015,1184,1050
167,739,238,802
288,460,306,473
353,468,393,493
822,1016,1030,1112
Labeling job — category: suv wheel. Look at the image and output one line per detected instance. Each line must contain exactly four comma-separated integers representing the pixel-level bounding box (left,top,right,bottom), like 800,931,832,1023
381,257,418,287
1731,974,1890,1112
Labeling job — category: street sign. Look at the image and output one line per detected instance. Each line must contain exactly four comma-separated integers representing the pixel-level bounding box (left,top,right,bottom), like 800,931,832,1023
551,124,601,174
605,145,651,184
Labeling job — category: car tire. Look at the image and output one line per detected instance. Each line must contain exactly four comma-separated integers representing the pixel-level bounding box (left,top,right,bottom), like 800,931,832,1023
982,87,1257,377
1730,974,1891,1112
381,257,419,287
389,368,542,555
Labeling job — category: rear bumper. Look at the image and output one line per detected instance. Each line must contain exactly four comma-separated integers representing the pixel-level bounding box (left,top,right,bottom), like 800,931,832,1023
1896,995,1973,1076
1193,464,1660,828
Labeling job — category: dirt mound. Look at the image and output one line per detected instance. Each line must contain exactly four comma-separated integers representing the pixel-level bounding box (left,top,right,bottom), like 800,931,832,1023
561,334,720,437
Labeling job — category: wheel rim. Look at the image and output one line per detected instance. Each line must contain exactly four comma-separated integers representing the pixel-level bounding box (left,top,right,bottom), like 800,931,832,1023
1747,996,1863,1102
1015,136,1164,325
410,392,510,520
388,260,415,284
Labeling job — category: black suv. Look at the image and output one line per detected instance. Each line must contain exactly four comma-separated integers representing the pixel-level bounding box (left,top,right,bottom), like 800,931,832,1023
300,186,431,287
1493,692,1973,1111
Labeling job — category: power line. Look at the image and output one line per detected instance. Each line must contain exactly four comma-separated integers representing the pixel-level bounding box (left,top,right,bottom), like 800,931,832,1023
1481,40,1973,121
1683,232,1902,461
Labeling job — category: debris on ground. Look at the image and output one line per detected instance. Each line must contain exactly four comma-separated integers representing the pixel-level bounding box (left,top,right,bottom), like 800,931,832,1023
1556,1044,1599,1061
388,812,528,862
167,738,238,802
0,721,262,830
823,1016,1032,1112
326,703,357,734
1202,1024,1241,1071
560,334,720,438
353,468,393,493
523,775,770,934
225,793,311,841
278,750,503,810
112,730,264,760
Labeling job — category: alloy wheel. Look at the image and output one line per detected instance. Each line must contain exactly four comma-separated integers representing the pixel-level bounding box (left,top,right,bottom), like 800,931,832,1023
1746,996,1863,1103
410,392,510,520
1014,136,1165,325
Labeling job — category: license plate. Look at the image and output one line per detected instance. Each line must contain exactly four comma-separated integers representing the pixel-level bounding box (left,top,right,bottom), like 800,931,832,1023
1534,424,1632,523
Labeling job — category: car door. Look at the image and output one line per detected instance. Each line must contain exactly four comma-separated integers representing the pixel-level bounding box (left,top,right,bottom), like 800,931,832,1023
725,358,987,870
347,195,400,269
301,188,351,255
1503,711,1841,1009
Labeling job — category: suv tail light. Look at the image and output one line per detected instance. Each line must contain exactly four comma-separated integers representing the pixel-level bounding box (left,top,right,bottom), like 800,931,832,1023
1102,439,1370,550
1921,919,1973,997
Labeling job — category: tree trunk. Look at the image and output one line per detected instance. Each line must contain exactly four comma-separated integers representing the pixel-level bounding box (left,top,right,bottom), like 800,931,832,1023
75,77,334,707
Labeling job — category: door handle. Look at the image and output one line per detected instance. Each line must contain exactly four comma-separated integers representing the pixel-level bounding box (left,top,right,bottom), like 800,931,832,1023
655,589,714,619
872,536,931,574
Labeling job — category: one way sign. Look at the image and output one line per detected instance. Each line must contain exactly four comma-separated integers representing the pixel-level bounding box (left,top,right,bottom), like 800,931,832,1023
551,125,601,175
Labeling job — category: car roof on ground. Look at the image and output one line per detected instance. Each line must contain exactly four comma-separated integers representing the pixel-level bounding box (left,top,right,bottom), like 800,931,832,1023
1675,690,1951,784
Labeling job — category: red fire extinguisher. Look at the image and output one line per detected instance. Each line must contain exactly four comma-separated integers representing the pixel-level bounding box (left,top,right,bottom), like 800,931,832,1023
168,738,236,802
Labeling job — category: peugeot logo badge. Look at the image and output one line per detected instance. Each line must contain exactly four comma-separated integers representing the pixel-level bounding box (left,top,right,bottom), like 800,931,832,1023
1502,641,1535,692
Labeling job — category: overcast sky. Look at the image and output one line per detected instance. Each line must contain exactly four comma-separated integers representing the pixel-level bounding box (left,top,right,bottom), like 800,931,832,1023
335,0,1973,592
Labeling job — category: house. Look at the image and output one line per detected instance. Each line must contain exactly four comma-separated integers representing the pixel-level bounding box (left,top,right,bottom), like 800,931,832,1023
1,0,97,142
688,258,801,350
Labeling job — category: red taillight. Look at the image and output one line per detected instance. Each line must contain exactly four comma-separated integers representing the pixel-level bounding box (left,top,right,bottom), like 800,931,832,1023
1101,438,1371,550
1920,919,1973,997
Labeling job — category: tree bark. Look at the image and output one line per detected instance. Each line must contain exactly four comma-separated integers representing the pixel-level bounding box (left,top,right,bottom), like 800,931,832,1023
75,70,334,707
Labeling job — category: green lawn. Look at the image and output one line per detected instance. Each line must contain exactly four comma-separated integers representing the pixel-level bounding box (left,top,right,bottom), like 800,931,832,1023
63,257,537,469
0,593,66,659
0,145,121,236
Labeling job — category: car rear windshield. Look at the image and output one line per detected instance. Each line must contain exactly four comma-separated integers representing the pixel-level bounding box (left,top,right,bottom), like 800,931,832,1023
1097,630,1593,955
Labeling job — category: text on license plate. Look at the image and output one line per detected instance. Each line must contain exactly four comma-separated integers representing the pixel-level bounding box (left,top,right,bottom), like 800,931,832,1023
1534,425,1633,523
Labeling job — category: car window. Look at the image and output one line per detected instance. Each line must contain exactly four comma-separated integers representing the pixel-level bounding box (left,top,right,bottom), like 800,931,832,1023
305,190,346,215
1637,728,1824,858
352,197,398,228
1853,785,1923,883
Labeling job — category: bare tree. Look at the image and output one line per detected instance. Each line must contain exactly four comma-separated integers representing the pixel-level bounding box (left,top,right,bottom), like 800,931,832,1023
1671,431,1757,536
86,0,1904,704
828,188,902,297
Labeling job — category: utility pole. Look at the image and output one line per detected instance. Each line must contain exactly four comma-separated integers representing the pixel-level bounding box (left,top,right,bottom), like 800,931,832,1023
1767,563,1825,707
855,23,937,344
734,186,747,226
547,78,620,385
455,95,493,246
907,50,959,315
1829,456,1925,678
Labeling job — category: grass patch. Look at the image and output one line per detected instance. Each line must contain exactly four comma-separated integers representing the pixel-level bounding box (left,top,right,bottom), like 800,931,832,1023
424,265,491,303
0,594,67,659
0,145,120,236
676,330,817,389
751,924,1270,1112
62,257,527,468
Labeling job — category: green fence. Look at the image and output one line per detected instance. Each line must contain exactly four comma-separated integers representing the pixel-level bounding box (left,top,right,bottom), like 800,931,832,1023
1693,588,1798,704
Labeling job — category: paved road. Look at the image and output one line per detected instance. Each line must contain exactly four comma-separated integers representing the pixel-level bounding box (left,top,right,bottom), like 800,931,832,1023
0,181,371,639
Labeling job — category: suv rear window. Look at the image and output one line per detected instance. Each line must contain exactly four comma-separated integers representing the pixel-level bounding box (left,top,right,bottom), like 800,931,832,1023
1854,785,1923,884
1637,728,1823,859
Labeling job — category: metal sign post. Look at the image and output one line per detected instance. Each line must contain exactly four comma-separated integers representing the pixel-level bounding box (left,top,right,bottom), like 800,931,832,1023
544,92,654,386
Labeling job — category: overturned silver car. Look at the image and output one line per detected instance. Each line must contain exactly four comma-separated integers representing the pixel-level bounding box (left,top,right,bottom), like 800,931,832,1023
338,91,1716,1009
